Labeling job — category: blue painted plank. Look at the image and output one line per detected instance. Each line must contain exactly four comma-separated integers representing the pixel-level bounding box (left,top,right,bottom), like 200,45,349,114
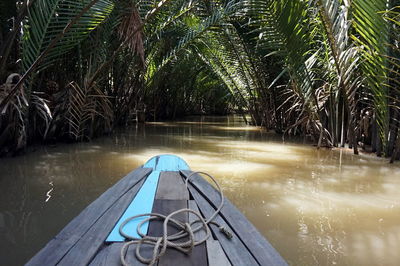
106,171,161,242
144,155,190,172
154,155,171,171
143,156,158,170
178,157,190,170
154,155,190,171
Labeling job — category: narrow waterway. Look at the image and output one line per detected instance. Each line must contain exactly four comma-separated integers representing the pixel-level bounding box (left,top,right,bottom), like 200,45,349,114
0,116,399,265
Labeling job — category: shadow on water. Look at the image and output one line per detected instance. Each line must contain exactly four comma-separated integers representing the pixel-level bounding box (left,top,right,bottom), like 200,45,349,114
0,115,399,265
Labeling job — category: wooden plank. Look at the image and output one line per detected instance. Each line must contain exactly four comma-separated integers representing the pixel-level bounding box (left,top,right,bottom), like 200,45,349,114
182,170,287,266
27,167,151,266
57,179,148,266
156,171,189,200
88,243,124,266
188,184,258,266
147,199,187,237
150,199,194,266
125,244,152,266
124,170,190,265
90,243,152,266
207,240,231,266
124,200,189,266
189,199,230,266
58,167,151,239
187,201,208,266
107,171,161,242
25,235,81,266
188,201,207,240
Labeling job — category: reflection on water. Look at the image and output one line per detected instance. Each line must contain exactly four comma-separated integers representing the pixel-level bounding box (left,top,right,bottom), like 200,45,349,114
0,116,399,265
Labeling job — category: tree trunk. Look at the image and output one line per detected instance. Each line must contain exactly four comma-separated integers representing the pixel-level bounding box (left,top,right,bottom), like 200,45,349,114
376,133,382,157
341,102,346,147
387,105,398,157
371,114,377,152
390,133,400,163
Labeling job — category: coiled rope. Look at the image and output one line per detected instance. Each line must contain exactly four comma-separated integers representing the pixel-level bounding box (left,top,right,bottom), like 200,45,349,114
119,171,231,266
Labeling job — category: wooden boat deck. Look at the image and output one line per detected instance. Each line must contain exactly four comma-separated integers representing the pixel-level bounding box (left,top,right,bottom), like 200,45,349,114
26,156,287,266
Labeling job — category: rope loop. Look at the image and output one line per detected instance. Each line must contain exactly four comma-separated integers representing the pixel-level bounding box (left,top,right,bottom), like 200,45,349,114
120,171,227,266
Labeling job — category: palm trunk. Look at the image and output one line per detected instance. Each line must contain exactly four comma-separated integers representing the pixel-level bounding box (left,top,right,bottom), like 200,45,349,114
341,102,345,147
329,92,337,146
387,104,399,157
390,132,400,163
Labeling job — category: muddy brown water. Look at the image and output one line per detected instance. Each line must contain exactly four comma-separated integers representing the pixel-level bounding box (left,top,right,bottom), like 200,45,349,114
0,116,399,265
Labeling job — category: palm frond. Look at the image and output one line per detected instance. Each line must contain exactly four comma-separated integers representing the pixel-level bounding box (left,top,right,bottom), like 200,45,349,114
64,80,112,141
316,0,362,150
22,0,114,73
159,0,244,69
352,0,391,149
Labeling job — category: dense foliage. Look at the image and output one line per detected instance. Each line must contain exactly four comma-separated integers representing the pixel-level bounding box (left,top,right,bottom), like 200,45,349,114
0,0,399,161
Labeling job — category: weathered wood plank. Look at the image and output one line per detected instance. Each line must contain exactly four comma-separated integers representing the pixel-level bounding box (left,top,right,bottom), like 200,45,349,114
206,240,231,266
27,167,151,266
124,200,189,266
124,171,191,266
156,171,189,200
150,199,193,266
188,184,258,265
187,201,208,266
24,235,81,266
125,244,152,266
189,198,230,266
88,243,124,266
58,167,152,239
182,170,287,266
188,201,207,240
148,199,187,237
57,178,148,266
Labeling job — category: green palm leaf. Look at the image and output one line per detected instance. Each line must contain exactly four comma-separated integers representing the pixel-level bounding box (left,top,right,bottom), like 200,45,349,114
159,0,244,69
352,0,391,151
22,0,114,74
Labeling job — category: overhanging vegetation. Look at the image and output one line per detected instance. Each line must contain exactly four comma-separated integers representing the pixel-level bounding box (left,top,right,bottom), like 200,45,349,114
0,0,399,161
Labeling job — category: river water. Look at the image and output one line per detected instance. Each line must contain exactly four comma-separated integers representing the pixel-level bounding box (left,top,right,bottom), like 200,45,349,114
0,116,399,265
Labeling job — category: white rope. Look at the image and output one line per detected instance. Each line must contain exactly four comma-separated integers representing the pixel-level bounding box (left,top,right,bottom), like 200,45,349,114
119,171,230,266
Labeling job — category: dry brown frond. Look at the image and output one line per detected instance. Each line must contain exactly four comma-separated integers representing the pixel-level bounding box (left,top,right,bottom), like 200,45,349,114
118,6,145,67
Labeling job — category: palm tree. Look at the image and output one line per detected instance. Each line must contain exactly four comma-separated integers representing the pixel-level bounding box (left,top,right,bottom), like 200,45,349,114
0,0,399,161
